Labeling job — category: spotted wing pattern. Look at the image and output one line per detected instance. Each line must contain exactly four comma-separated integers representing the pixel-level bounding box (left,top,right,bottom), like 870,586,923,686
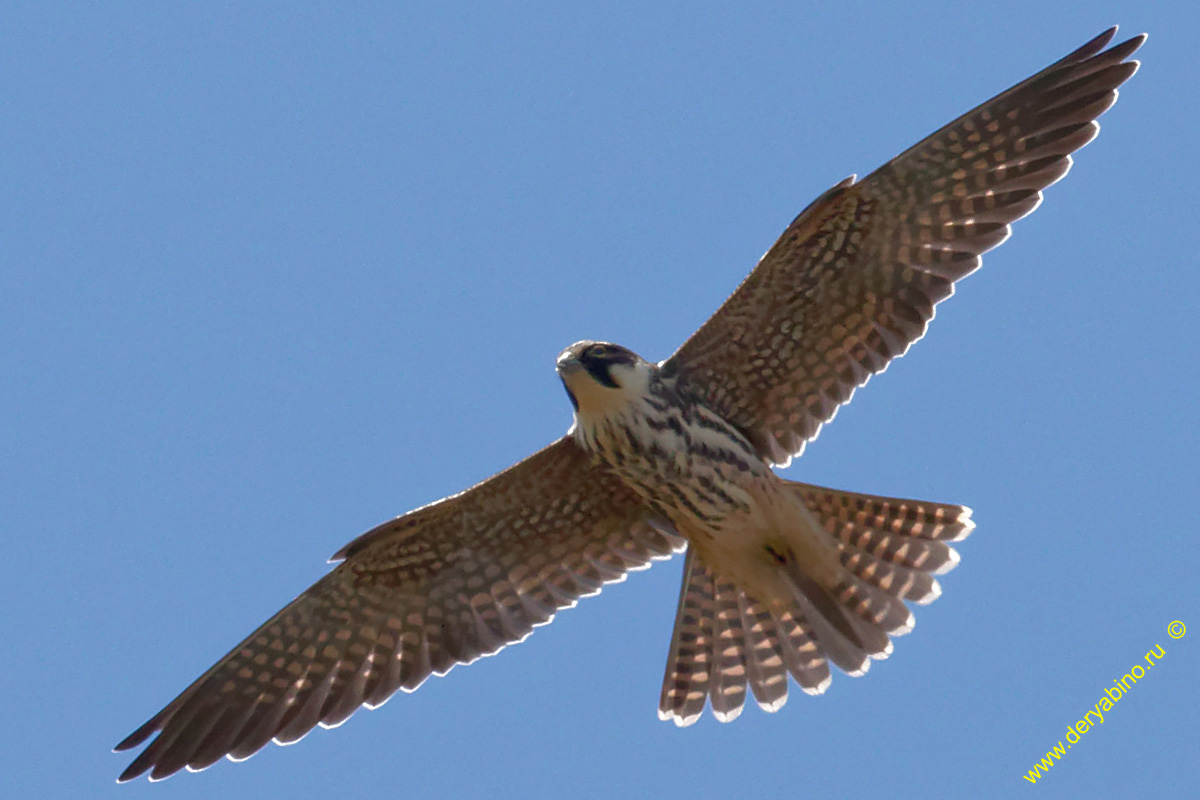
115,437,682,782
664,28,1144,465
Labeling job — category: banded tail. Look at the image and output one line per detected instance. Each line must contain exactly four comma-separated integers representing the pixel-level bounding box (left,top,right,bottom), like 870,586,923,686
658,481,974,726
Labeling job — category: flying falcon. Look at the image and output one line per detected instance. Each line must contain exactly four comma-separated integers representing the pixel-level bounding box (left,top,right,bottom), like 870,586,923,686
116,28,1143,781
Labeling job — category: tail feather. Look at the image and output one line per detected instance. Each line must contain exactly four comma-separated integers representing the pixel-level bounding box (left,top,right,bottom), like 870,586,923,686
772,609,832,695
839,547,941,605
835,572,915,636
795,483,975,541
710,578,749,721
840,530,959,575
796,483,973,575
783,568,878,675
657,550,715,726
657,481,973,725
737,597,789,711
660,549,840,725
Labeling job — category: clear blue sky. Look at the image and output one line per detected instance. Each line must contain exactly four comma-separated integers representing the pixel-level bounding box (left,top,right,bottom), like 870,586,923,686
3,3,1196,798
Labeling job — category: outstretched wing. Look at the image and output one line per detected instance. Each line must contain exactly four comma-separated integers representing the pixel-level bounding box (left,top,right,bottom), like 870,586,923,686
115,437,682,782
663,28,1144,465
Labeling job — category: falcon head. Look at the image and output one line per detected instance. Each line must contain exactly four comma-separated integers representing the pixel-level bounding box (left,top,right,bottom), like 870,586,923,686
556,341,649,413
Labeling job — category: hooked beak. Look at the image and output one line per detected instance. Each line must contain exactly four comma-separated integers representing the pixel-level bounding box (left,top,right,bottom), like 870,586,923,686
556,350,583,376
556,353,582,411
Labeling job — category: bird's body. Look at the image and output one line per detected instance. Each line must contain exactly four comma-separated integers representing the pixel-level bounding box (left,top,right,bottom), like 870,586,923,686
560,342,839,614
562,342,768,526
115,28,1145,781
557,339,947,720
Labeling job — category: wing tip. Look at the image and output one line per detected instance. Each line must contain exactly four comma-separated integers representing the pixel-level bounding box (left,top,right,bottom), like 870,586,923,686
1073,27,1119,62
1078,26,1147,68
1116,30,1149,52
116,752,155,783
113,714,163,753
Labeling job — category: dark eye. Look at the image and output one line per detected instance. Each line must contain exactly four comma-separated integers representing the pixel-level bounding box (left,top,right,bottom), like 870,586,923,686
581,346,620,388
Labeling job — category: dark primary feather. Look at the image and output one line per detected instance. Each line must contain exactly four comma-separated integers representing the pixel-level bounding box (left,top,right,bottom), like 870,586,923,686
665,27,1144,466
115,437,682,782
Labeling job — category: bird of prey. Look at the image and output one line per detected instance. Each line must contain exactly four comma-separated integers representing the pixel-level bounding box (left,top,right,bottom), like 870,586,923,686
116,28,1143,781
